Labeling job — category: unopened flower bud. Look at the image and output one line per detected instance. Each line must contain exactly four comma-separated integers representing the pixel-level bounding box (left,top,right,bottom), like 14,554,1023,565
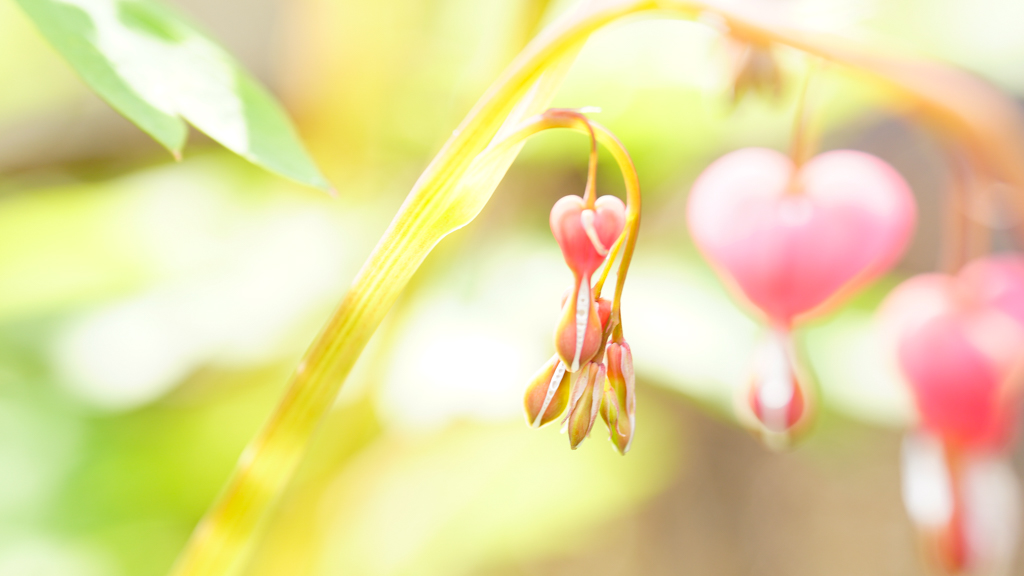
555,283,603,371
565,362,605,449
524,355,572,428
601,340,636,454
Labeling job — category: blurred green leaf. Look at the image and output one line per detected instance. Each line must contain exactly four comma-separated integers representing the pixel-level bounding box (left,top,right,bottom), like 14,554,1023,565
13,0,330,190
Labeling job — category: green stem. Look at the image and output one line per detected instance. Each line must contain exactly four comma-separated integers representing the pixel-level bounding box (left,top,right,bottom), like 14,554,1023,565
788,57,822,171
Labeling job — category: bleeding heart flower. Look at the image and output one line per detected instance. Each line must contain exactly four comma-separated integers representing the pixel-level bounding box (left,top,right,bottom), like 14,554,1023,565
884,257,1024,572
551,195,626,280
688,147,916,327
879,256,1024,452
550,195,625,370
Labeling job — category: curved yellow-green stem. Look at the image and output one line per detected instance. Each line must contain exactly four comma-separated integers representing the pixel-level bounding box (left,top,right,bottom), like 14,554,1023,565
169,0,1024,574
481,109,641,327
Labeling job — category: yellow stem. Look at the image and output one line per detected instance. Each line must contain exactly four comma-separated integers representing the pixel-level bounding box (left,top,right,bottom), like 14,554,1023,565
788,57,822,172
582,117,599,209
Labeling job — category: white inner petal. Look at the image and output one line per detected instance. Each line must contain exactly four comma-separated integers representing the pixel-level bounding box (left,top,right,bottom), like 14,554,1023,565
901,432,954,529
580,209,609,256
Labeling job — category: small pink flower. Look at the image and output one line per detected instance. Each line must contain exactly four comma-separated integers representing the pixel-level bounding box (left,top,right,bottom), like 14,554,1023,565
550,195,625,370
881,255,1024,572
688,147,916,327
879,256,1024,451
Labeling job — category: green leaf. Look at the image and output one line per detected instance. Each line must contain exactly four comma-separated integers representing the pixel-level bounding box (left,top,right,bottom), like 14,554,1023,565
13,0,330,190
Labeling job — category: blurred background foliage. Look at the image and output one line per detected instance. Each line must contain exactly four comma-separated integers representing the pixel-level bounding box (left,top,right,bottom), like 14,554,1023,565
2,0,1024,575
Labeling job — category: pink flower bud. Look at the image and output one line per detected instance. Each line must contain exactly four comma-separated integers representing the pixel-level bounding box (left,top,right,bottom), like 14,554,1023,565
554,281,603,372
601,340,636,454
879,256,1024,451
565,361,605,449
688,148,916,327
746,328,810,436
550,195,626,281
523,355,572,428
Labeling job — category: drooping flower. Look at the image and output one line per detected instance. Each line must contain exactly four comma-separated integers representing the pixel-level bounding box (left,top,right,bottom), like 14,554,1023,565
688,147,916,327
880,255,1024,572
687,147,915,436
550,195,625,371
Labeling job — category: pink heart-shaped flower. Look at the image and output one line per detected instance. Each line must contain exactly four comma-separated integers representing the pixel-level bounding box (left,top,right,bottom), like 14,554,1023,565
550,195,626,281
550,195,625,371
688,148,916,326
879,256,1024,451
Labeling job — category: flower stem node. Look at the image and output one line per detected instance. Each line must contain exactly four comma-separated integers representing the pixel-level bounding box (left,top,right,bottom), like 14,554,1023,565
601,340,636,455
524,355,572,428
565,361,606,449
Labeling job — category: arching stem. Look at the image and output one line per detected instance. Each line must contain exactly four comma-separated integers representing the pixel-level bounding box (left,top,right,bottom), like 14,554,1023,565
481,108,641,345
789,57,823,171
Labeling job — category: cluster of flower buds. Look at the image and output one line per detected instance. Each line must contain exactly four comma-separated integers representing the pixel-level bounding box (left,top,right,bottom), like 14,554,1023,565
880,256,1024,574
524,193,637,453
687,147,917,443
